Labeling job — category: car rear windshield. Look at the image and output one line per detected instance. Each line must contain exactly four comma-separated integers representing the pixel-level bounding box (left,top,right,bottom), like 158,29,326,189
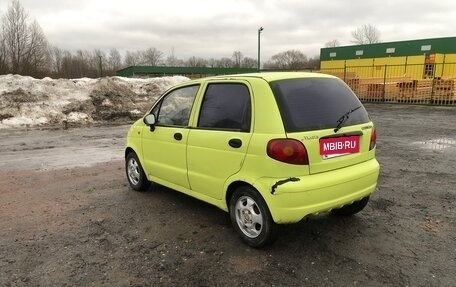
269,77,370,132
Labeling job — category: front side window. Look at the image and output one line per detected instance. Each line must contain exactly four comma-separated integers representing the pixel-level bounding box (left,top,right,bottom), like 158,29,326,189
154,85,199,127
198,83,251,132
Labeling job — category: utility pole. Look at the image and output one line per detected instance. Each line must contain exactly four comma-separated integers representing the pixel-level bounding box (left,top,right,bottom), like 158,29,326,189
257,27,264,72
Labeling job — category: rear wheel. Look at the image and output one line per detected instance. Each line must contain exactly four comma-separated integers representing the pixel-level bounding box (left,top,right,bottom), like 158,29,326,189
229,186,278,248
125,152,150,191
331,196,370,216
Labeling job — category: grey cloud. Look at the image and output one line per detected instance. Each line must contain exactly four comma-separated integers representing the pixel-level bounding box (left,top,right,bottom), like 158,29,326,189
1,0,454,60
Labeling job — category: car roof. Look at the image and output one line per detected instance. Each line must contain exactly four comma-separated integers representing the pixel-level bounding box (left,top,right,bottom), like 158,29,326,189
181,72,338,86
209,72,337,82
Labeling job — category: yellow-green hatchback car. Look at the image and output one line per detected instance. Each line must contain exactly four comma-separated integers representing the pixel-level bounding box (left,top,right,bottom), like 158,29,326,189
125,72,379,247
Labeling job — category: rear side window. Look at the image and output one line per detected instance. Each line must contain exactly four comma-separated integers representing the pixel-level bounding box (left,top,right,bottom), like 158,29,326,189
198,83,251,132
270,78,370,132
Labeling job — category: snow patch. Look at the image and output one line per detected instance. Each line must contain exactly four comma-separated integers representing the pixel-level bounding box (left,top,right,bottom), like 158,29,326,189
66,112,90,122
0,116,48,128
129,109,142,116
0,74,189,129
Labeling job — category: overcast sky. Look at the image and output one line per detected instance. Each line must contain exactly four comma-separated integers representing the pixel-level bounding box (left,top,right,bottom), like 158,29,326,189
1,0,455,61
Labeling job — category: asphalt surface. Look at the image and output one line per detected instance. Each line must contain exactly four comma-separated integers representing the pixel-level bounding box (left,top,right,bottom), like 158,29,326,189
0,104,455,286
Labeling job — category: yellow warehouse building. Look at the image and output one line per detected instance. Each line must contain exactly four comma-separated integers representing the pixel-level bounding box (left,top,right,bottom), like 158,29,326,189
320,37,456,104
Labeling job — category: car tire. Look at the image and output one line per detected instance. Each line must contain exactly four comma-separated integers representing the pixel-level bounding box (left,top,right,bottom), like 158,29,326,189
331,196,370,216
125,152,150,191
229,186,278,248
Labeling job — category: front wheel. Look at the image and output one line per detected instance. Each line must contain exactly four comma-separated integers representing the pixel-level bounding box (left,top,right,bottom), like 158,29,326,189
229,186,278,248
125,152,150,191
331,196,370,216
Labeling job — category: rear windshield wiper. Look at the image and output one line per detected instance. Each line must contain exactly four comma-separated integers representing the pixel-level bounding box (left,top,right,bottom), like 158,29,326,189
334,105,362,133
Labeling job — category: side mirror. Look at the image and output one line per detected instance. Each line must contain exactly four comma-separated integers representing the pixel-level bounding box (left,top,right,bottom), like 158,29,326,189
143,114,156,131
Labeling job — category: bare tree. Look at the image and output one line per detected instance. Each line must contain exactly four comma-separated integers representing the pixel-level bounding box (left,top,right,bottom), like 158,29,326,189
59,50,73,78
58,50,97,79
351,24,381,44
124,50,139,67
325,39,340,48
265,50,308,70
23,20,50,74
93,49,106,76
2,0,28,73
207,58,218,68
241,57,256,68
49,46,63,75
73,49,96,78
1,0,50,76
107,48,122,72
232,51,243,68
307,56,320,69
165,47,185,67
218,57,233,68
186,56,207,67
141,47,163,66
0,24,8,73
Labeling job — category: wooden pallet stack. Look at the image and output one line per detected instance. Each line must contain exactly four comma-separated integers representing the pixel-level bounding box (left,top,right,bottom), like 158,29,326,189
397,80,416,100
415,79,433,101
357,78,383,100
433,78,456,101
346,78,360,95
395,78,456,102
355,77,409,101
384,80,402,101
397,79,433,101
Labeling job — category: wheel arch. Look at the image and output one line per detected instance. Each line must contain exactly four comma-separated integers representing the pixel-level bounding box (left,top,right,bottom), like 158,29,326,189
125,146,150,181
125,147,135,158
225,180,258,209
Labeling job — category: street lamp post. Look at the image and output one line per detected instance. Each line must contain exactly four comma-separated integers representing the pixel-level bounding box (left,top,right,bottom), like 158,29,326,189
257,27,263,72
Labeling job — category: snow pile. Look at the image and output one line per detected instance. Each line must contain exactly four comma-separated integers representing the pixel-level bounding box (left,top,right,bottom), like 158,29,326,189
0,75,189,128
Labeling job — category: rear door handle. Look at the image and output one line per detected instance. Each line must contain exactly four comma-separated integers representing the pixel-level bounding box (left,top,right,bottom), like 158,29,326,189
174,132,182,141
228,138,242,148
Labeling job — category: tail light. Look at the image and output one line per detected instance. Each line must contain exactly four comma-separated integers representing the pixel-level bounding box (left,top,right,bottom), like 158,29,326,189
369,128,377,150
267,139,309,165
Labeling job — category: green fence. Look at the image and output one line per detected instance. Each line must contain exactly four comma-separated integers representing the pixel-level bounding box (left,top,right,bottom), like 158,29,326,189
320,63,456,106
116,66,258,78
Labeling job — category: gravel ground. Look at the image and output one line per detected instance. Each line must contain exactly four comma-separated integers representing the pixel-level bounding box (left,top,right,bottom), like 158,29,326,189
0,104,455,287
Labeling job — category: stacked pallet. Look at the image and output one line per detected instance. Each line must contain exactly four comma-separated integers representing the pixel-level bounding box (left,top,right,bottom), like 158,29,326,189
346,78,360,94
397,81,416,100
384,80,402,101
341,75,455,103
356,77,410,101
396,78,456,102
397,79,432,101
416,80,433,100
433,78,456,101
357,78,384,100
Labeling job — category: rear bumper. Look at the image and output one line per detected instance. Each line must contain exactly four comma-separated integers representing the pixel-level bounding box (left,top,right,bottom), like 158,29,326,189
254,158,380,224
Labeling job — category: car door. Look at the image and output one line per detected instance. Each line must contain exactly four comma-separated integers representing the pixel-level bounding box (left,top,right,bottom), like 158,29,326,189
141,84,199,189
187,82,253,200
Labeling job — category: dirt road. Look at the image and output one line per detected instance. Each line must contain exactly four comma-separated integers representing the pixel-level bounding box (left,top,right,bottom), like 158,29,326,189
1,104,455,286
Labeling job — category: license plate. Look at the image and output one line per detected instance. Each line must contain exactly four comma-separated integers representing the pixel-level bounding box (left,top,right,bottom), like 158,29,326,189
319,136,360,158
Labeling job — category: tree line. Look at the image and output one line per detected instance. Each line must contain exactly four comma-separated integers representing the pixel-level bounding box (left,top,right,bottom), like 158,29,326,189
0,0,322,79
